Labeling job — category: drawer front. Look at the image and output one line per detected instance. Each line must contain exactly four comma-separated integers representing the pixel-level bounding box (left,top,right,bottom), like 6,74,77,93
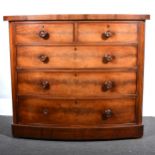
17,98,136,125
15,23,73,44
17,46,137,69
78,22,138,43
17,71,136,97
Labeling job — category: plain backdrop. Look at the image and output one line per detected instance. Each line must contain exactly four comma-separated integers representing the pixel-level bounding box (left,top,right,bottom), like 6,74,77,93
0,0,154,116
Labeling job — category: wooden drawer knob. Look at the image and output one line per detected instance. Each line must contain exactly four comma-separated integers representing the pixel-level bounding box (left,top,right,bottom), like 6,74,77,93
39,55,49,63
102,54,113,63
102,31,113,39
39,30,49,39
102,81,113,91
102,109,112,119
40,81,49,89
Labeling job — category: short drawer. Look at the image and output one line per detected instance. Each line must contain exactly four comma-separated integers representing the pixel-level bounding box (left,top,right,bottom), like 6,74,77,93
17,45,137,69
78,22,138,43
15,22,74,44
17,98,136,125
17,71,136,97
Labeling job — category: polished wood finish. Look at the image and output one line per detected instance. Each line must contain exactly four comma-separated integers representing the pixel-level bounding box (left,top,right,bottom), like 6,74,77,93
15,23,73,44
17,45,137,69
78,22,138,43
4,14,149,140
17,98,136,125
17,71,136,97
4,14,150,21
9,22,18,123
136,22,145,124
12,124,143,140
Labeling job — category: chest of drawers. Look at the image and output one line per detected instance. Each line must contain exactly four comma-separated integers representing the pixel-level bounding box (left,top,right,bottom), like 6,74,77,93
4,14,150,140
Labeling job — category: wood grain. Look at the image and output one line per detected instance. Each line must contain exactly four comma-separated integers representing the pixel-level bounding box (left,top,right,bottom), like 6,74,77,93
136,21,145,124
15,23,74,44
78,22,138,43
17,97,136,125
4,14,149,140
9,22,18,123
4,14,150,21
17,45,137,69
12,124,143,140
17,71,137,97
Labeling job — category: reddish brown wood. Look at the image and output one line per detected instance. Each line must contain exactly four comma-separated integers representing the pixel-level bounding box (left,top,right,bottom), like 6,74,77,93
4,14,150,21
17,45,137,69
4,14,149,140
78,22,138,43
17,71,137,97
15,22,74,44
9,22,18,123
17,98,136,125
12,124,143,140
136,21,145,124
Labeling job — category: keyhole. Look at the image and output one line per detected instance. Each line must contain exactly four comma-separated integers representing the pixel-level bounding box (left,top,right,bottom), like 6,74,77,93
107,25,110,28
43,109,48,115
75,100,78,104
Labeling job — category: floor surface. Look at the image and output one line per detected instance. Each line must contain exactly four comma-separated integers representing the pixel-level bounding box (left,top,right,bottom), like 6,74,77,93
0,116,155,155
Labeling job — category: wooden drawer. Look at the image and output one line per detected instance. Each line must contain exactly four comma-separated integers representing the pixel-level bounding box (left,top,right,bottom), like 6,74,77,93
17,98,136,125
17,45,137,69
17,71,136,97
78,22,138,43
15,22,73,44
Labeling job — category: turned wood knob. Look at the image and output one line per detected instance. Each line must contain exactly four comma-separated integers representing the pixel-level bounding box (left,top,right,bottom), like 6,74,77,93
102,81,113,91
39,30,49,39
40,81,49,89
102,31,113,39
39,55,49,63
103,54,113,63
102,109,112,119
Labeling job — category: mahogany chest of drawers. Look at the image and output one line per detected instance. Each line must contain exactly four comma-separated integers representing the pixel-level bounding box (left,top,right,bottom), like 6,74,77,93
4,14,150,140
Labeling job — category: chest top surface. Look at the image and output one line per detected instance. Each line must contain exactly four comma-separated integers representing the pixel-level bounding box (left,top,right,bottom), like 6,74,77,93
4,14,150,21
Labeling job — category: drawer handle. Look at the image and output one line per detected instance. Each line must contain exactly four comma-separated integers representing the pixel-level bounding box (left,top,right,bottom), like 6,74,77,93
39,30,49,39
102,81,113,91
102,54,113,63
41,81,49,89
39,55,49,63
102,109,112,119
102,31,113,39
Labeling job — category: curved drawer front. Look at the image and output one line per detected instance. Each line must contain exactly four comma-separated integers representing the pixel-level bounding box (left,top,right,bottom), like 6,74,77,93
78,22,138,43
15,23,73,44
17,98,136,125
17,71,136,97
17,46,137,69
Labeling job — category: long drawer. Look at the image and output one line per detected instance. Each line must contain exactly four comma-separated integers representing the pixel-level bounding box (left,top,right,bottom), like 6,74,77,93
17,45,137,69
17,71,137,97
17,97,136,125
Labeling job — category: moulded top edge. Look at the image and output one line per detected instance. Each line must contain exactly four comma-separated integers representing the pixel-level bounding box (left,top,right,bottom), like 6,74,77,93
3,14,150,21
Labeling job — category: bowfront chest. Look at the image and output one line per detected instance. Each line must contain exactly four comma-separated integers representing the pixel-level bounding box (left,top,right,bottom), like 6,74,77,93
4,14,150,140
